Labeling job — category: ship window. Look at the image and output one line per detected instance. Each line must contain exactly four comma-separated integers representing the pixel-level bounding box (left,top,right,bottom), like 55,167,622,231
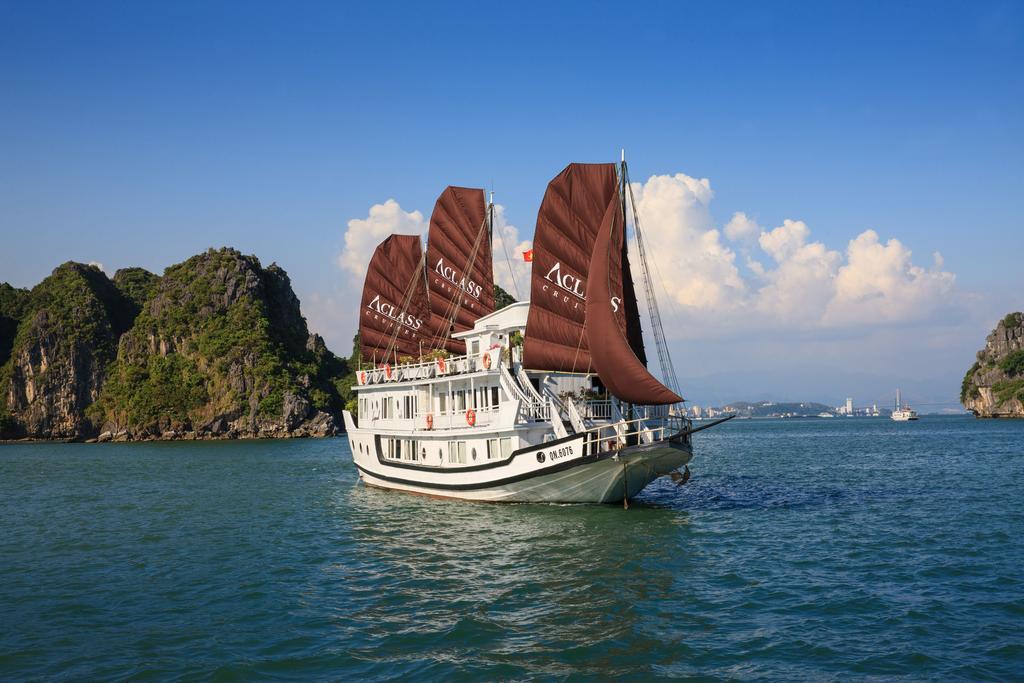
487,439,499,460
471,447,477,460
501,437,512,459
456,391,466,411
448,440,468,464
491,387,499,408
439,393,447,413
469,339,479,355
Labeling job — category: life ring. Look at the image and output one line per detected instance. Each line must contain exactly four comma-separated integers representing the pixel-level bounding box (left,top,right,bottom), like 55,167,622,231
383,363,392,380
437,357,446,373
466,408,476,427
482,352,492,370
426,414,434,430
358,371,366,385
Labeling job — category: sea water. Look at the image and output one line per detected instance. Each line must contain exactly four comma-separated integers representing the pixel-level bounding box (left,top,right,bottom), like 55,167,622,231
1,416,1021,680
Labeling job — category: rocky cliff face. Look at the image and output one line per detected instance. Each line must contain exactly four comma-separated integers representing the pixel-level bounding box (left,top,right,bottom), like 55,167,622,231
962,312,1024,418
1,249,354,441
0,263,136,439
94,248,347,440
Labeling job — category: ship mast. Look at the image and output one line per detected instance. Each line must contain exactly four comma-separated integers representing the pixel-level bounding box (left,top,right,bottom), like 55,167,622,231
620,151,683,400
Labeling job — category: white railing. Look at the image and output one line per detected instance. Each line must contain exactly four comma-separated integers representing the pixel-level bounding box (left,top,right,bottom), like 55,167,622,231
566,397,588,433
499,364,549,421
580,414,690,456
516,366,545,403
356,347,502,386
574,399,613,420
415,403,501,431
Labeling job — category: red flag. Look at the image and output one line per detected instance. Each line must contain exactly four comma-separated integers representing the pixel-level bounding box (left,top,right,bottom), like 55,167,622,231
522,249,534,262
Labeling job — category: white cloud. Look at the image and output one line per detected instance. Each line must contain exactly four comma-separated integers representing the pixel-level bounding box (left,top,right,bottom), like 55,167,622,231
630,173,746,310
823,230,956,326
490,203,532,301
754,221,841,323
724,212,760,241
628,172,961,335
336,199,426,280
88,260,107,274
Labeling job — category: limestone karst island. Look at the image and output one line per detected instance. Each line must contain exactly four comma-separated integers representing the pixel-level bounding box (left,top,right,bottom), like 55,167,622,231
961,312,1024,418
0,248,354,441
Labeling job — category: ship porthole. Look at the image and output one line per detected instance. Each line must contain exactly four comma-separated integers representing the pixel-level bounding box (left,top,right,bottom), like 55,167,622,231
472,448,477,460
537,452,546,463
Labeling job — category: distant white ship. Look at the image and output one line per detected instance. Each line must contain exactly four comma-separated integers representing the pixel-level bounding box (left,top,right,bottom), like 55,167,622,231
890,388,919,421
817,412,835,418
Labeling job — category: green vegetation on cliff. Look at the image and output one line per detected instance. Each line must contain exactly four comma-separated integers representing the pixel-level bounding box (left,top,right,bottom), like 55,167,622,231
998,349,1024,377
3,250,358,440
94,248,350,437
0,263,137,437
113,267,160,314
0,283,30,367
961,361,981,402
962,311,1024,418
993,378,1024,404
494,284,517,310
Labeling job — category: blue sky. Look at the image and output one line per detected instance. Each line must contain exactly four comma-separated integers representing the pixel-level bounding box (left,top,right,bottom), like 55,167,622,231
2,1,1022,409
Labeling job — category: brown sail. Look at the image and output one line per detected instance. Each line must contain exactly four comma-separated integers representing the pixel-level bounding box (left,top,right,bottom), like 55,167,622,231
424,186,492,353
522,163,619,372
359,234,432,362
586,192,682,405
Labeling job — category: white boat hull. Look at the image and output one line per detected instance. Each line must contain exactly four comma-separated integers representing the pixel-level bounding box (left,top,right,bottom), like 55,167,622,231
348,427,692,504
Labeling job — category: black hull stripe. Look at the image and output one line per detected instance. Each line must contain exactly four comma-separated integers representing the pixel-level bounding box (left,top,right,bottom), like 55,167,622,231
353,442,691,492
355,451,615,491
372,431,582,473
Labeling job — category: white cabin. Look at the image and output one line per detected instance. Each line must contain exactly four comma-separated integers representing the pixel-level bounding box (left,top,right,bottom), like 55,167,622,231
344,302,681,471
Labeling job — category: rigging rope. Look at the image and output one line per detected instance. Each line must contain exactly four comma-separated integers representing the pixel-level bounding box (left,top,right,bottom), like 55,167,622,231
427,212,490,352
494,200,522,301
623,161,683,401
374,247,429,363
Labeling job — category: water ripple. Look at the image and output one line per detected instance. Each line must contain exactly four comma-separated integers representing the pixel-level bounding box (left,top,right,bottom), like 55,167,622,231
1,417,1022,679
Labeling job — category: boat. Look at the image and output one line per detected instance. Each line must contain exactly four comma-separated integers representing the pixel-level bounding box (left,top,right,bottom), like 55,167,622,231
342,157,733,504
890,388,919,421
